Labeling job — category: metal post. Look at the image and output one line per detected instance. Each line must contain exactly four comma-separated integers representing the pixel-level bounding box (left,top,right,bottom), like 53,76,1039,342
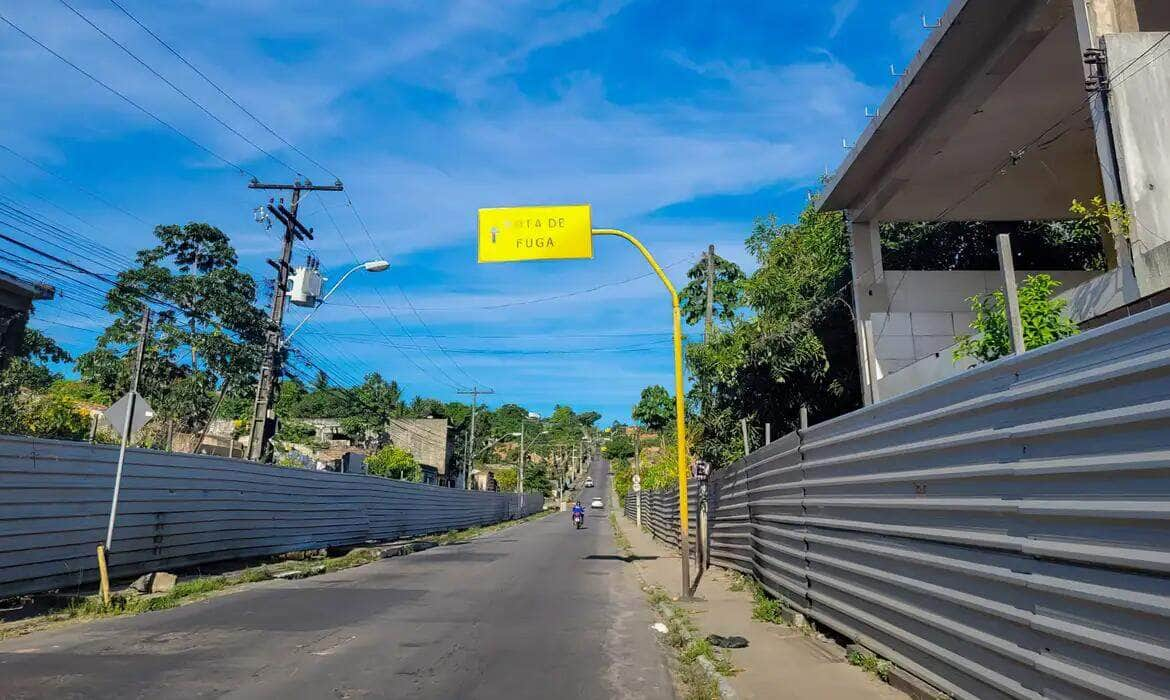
741,418,750,456
799,405,809,430
592,228,690,599
765,422,771,445
518,423,525,510
104,307,150,552
704,244,715,340
997,234,1026,356
863,319,881,403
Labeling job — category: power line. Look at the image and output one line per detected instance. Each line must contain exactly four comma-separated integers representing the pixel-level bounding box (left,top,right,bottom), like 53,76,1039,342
57,0,300,178
314,194,472,390
323,256,692,312
0,10,256,179
106,0,339,181
0,141,148,225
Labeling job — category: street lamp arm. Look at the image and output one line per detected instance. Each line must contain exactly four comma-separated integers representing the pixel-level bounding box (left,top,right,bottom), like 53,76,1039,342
592,229,678,299
282,263,366,348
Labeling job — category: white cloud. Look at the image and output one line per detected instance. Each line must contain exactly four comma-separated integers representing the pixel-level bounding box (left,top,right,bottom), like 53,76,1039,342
829,0,859,38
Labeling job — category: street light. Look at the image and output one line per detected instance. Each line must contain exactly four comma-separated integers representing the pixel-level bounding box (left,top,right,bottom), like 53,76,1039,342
282,259,389,347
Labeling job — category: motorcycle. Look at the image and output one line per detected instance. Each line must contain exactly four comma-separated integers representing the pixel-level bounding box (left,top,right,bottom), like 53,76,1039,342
572,511,584,529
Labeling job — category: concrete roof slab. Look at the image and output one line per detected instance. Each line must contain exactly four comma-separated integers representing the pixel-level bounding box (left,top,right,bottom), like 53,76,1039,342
820,0,1102,222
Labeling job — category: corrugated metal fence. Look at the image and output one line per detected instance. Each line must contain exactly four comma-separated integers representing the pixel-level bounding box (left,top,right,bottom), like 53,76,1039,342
0,435,543,598
627,304,1170,699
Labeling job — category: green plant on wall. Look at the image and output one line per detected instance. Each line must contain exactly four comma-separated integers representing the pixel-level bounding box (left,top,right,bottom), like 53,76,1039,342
954,274,1079,364
1071,196,1131,240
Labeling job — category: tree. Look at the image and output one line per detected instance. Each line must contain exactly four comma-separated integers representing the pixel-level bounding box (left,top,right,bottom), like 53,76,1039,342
366,444,421,481
490,403,529,437
679,251,746,327
340,372,402,441
684,204,860,467
576,410,601,427
76,222,268,434
1,328,70,391
0,328,92,440
603,430,635,460
954,274,1079,364
493,468,518,492
632,385,673,432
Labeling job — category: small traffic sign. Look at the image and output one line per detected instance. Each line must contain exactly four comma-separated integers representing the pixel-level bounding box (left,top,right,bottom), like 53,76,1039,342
632,474,642,492
477,204,593,263
103,391,154,436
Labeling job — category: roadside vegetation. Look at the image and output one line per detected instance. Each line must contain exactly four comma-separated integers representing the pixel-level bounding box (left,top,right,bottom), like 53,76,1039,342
668,197,1102,469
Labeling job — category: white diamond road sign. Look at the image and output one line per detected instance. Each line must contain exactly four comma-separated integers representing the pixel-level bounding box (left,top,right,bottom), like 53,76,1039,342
103,391,154,436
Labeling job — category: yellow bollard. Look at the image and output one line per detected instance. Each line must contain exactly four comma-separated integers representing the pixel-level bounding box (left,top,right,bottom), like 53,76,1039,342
96,544,111,606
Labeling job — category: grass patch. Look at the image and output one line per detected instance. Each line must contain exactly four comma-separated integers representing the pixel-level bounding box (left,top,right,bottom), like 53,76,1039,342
679,659,721,700
725,571,749,592
427,508,554,546
609,511,633,556
751,588,786,625
847,647,893,682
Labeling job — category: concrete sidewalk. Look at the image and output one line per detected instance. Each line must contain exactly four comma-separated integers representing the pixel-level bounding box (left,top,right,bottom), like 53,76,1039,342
613,510,906,700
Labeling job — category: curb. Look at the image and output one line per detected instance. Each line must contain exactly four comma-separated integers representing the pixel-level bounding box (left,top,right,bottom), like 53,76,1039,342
612,512,736,700
650,601,738,700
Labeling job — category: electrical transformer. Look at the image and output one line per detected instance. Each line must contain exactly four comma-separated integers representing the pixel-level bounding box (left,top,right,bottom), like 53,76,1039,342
288,257,324,307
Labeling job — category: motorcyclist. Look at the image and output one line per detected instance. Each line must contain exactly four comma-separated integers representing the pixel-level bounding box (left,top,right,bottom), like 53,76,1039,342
572,501,585,520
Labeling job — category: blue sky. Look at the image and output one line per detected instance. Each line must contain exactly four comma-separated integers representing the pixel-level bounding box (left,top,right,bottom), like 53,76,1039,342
0,0,948,422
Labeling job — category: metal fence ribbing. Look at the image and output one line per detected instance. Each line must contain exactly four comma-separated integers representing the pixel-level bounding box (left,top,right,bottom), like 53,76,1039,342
0,436,542,598
626,304,1170,700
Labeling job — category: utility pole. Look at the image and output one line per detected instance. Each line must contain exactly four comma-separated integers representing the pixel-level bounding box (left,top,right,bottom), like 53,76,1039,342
704,244,715,341
246,179,343,461
457,386,495,489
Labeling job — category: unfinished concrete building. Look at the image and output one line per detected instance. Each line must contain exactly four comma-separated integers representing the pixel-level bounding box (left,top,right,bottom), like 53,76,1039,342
821,0,1170,401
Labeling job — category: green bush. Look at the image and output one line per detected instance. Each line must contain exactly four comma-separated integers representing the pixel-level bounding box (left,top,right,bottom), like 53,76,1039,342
366,444,421,481
954,274,1079,364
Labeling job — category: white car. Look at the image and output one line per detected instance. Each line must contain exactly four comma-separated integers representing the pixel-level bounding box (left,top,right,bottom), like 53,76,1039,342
590,498,604,509
584,478,595,487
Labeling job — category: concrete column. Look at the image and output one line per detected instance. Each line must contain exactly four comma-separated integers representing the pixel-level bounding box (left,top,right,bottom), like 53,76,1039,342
848,219,885,405
1073,0,1142,303
1102,32,1170,297
1078,0,1140,35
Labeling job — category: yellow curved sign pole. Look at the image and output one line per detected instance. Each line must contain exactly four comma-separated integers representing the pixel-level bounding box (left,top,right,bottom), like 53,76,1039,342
476,206,691,598
593,228,690,599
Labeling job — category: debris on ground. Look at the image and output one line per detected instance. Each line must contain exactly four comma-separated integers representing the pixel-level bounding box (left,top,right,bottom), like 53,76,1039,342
706,634,749,649
651,622,669,634
128,572,178,594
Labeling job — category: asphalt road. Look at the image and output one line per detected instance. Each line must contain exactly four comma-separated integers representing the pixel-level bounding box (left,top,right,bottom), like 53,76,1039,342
0,459,674,699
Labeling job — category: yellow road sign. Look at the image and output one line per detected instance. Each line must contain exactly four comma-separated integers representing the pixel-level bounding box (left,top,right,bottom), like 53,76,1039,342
477,204,593,263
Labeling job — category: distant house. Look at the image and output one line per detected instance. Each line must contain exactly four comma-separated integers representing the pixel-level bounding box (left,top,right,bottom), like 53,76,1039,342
0,270,54,371
298,417,456,484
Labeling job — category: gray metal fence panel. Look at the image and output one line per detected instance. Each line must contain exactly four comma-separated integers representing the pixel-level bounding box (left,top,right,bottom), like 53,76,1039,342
625,304,1170,700
0,436,543,598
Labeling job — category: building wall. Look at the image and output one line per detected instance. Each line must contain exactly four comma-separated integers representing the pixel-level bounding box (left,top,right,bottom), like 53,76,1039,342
386,418,451,473
867,269,1098,376
874,268,1123,399
1106,31,1170,297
